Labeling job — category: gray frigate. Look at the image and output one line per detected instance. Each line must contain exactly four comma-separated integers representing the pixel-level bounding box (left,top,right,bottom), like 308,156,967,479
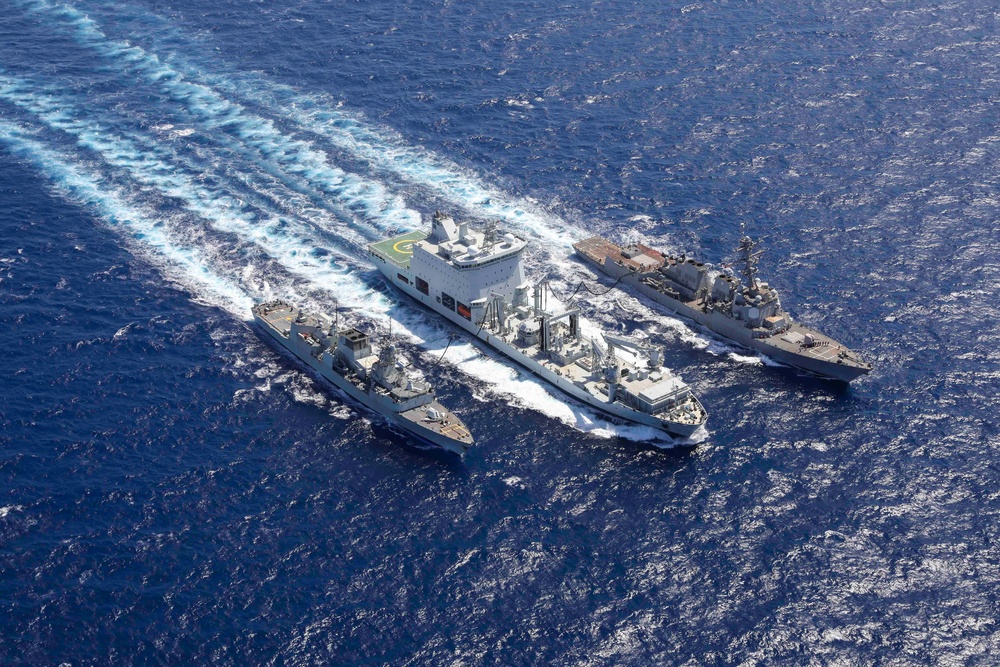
253,300,473,454
573,230,872,382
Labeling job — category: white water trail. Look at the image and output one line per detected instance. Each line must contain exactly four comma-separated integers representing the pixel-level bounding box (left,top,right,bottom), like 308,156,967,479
4,4,694,441
14,0,423,238
21,0,720,361
15,0,583,254
0,121,253,318
0,72,391,316
1,86,668,442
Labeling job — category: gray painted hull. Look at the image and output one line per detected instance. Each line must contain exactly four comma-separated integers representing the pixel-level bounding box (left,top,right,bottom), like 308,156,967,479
252,312,470,455
576,251,869,382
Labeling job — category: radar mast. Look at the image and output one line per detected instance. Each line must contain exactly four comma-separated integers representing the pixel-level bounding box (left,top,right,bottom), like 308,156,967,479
737,223,764,295
482,220,499,254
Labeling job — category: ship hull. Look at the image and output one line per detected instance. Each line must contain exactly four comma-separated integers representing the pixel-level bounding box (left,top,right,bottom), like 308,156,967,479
373,266,702,439
575,250,869,383
252,312,470,455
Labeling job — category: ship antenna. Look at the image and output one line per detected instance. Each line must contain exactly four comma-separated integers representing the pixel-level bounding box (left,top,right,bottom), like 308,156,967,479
483,220,499,254
375,317,399,372
737,224,764,294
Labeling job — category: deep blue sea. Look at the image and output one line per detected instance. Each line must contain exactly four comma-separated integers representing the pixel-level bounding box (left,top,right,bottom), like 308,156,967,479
1,0,998,663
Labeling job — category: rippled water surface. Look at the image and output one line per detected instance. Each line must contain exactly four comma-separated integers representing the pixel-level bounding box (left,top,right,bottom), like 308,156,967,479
1,0,998,664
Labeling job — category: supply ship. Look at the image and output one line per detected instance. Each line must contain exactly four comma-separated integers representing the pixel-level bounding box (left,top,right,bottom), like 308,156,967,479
253,300,473,454
573,230,872,382
369,213,707,438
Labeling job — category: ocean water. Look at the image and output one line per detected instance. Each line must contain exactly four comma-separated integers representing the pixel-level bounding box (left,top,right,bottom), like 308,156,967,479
1,0,998,663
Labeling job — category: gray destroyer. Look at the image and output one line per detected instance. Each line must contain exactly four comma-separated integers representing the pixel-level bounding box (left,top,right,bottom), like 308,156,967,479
369,212,707,438
253,300,473,454
573,231,872,382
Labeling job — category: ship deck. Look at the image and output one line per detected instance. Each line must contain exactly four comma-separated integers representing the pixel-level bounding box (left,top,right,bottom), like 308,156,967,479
487,323,706,428
574,236,664,272
254,302,298,336
768,323,870,369
369,230,428,269
254,301,475,450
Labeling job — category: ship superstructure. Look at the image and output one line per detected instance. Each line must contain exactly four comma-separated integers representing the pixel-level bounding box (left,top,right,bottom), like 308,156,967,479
369,212,707,438
253,300,473,454
573,228,872,381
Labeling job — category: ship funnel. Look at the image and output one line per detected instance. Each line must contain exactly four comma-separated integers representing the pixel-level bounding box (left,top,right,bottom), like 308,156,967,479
649,346,662,368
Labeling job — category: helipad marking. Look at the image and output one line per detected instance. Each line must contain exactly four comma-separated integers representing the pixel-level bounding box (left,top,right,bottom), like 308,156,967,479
393,240,414,254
